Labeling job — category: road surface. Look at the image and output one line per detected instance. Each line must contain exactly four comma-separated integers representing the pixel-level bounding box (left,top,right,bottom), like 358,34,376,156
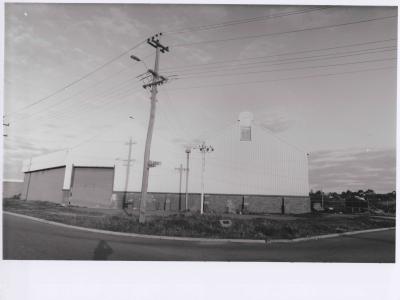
3,213,395,262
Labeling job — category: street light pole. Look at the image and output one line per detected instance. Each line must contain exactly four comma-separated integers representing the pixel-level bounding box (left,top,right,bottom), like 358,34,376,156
195,142,214,215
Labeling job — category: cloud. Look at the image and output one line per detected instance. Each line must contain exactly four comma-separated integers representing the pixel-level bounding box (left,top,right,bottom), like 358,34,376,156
256,110,294,133
309,148,395,193
4,139,54,158
258,116,293,133
3,138,56,178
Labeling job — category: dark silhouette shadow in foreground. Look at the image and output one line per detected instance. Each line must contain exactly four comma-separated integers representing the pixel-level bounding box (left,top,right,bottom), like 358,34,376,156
93,240,113,260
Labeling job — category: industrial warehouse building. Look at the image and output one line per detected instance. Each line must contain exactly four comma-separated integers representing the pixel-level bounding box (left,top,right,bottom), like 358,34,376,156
21,113,310,214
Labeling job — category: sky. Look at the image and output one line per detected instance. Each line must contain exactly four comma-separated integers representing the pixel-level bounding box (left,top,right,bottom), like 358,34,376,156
2,3,397,193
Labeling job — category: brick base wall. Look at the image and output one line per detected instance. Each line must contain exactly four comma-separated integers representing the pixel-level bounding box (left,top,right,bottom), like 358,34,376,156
112,192,310,214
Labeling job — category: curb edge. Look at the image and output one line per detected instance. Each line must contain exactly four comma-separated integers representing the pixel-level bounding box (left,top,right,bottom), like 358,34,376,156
4,211,395,245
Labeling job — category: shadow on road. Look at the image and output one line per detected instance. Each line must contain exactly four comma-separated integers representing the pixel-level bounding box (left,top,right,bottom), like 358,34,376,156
93,240,113,260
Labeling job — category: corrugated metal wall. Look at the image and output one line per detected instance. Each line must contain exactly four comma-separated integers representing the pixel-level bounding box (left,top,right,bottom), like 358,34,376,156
116,123,309,196
21,167,65,203
69,167,114,208
111,123,309,197
200,124,310,196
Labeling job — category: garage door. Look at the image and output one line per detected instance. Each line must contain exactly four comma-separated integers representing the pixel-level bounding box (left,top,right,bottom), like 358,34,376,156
24,167,65,203
69,167,114,208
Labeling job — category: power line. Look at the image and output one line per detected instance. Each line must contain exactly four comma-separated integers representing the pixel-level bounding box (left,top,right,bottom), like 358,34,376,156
9,66,138,121
17,46,392,125
40,53,153,120
171,15,397,47
165,7,331,34
21,83,145,139
42,73,144,119
43,83,144,125
164,38,396,71
157,87,192,138
168,65,395,91
68,113,139,150
163,44,396,73
9,86,146,153
169,47,396,77
176,57,396,80
5,39,147,117
157,100,187,140
49,86,142,124
22,76,143,124
176,51,397,80
6,50,153,129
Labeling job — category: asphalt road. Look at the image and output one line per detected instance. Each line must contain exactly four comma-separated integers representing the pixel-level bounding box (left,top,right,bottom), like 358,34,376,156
3,213,395,262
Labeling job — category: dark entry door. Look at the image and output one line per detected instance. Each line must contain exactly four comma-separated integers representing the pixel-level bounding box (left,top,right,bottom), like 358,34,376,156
70,167,114,208
24,167,65,203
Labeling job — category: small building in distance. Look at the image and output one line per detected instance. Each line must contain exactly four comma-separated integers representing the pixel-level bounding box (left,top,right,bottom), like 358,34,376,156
20,112,310,214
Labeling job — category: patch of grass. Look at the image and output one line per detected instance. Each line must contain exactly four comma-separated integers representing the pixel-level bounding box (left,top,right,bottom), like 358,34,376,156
3,199,396,240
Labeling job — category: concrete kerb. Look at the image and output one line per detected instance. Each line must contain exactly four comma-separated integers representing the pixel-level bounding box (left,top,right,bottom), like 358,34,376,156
3,211,264,244
4,211,395,245
266,227,396,244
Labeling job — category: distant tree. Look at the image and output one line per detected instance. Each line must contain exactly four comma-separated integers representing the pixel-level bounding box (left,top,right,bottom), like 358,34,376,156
343,190,355,201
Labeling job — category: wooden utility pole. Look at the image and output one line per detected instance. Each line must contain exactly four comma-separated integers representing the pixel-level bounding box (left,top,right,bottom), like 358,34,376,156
321,190,324,210
175,163,187,211
195,142,214,214
120,137,136,209
138,33,169,223
184,147,191,211
24,157,33,200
